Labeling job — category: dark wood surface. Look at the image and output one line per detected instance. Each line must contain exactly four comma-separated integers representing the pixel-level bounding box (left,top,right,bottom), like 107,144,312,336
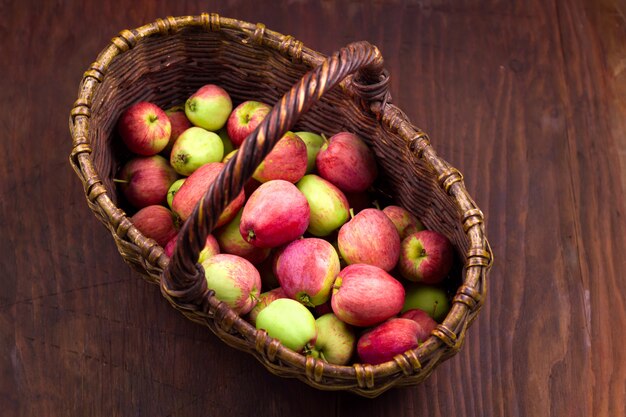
2,0,625,415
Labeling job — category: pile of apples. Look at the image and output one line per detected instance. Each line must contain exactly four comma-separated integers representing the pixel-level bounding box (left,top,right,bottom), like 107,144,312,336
115,83,457,366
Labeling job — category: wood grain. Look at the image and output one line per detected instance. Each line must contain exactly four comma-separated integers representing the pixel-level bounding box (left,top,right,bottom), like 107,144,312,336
1,0,625,416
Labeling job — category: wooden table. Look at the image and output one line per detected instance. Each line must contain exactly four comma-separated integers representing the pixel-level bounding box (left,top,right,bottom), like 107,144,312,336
2,0,625,415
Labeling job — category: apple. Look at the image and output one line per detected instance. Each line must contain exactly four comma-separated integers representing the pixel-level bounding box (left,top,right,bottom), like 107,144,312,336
164,233,219,263
240,180,310,248
226,100,271,147
255,298,317,353
215,209,271,264
217,128,235,154
294,131,326,174
169,126,224,176
246,287,287,326
252,132,308,183
382,205,424,239
402,282,450,322
117,155,178,209
400,309,437,341
310,313,356,365
185,84,232,131
197,234,221,264
117,101,171,155
398,230,454,284
314,300,333,317
256,254,280,290
201,253,261,315
331,264,405,327
337,208,401,272
274,238,340,307
163,105,192,156
164,233,178,258
315,132,378,193
166,178,185,209
222,149,238,164
130,205,178,247
357,318,422,365
296,174,350,237
171,162,245,226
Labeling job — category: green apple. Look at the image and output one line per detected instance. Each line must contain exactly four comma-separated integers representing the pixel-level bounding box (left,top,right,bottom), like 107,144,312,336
222,149,238,164
296,174,350,237
166,178,185,209
201,253,261,315
217,127,235,154
246,287,287,326
295,131,326,173
255,298,317,352
402,282,450,322
185,84,232,131
310,313,356,365
169,127,224,176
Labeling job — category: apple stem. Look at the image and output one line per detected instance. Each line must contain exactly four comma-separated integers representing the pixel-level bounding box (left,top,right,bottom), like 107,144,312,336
319,351,327,362
349,208,355,219
113,178,129,184
321,133,329,144
372,200,381,210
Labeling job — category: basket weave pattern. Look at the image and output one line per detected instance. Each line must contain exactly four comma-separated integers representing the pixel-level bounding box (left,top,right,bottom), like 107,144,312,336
69,13,492,397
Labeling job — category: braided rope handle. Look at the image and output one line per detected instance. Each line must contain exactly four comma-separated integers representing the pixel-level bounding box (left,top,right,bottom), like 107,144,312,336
162,41,390,309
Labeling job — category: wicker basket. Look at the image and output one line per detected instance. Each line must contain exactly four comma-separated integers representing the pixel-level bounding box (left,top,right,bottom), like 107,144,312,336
69,13,492,397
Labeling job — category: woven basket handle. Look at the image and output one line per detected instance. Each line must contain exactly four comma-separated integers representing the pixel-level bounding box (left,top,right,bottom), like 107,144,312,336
162,41,389,307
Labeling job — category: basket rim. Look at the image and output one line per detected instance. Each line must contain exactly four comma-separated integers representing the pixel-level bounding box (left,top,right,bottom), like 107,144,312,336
68,13,493,397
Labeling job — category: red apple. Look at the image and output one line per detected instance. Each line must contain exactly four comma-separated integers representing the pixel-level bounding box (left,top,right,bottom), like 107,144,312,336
117,101,171,155
169,126,224,176
164,233,219,262
398,230,454,284
215,209,271,264
226,100,271,147
310,313,356,365
331,264,405,327
240,180,310,248
315,132,377,193
400,309,437,341
252,132,308,183
314,300,333,317
171,162,245,226
357,318,422,365
163,105,192,156
382,205,425,240
164,234,178,258
246,287,287,326
130,205,178,247
185,84,232,131
337,208,401,272
201,253,261,315
274,238,340,307
117,155,178,209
